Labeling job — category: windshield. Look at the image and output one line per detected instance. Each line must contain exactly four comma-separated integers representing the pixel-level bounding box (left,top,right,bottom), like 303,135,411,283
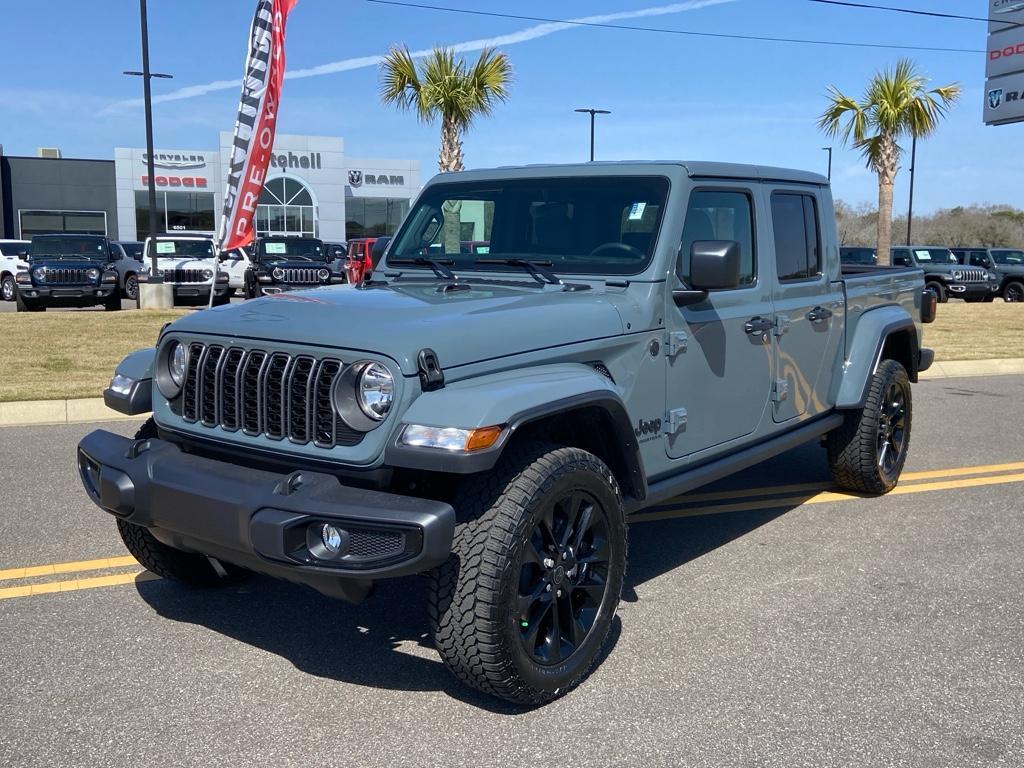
912,248,957,264
257,238,325,262
840,247,876,265
0,242,29,257
992,250,1024,265
30,235,109,260
388,176,670,276
119,242,144,259
148,239,215,259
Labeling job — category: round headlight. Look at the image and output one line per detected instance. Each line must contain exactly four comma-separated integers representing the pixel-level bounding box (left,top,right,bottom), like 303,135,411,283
953,270,963,282
32,267,46,281
201,269,213,281
318,268,331,282
272,267,285,281
357,363,394,421
169,342,187,386
87,267,101,281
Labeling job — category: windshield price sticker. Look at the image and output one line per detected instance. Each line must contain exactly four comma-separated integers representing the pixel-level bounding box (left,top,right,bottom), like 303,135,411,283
628,202,647,221
156,242,176,254
265,242,287,254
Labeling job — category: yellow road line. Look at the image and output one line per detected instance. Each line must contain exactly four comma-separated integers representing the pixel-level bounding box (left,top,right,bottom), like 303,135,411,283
0,570,160,600
0,555,139,583
634,471,1024,523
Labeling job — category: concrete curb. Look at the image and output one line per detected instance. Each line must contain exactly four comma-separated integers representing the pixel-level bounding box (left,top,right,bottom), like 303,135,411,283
0,358,1021,428
0,398,141,428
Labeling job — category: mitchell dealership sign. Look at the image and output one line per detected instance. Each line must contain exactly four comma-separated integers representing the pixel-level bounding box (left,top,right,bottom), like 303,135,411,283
984,0,1024,125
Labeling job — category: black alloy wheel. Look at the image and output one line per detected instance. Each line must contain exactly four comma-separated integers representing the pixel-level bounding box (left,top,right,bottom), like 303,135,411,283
517,488,612,666
1005,282,1024,303
124,274,139,301
876,379,909,478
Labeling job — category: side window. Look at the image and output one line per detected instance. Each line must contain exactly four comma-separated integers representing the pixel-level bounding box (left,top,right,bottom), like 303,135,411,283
771,192,820,282
678,190,755,287
892,249,912,267
970,251,991,268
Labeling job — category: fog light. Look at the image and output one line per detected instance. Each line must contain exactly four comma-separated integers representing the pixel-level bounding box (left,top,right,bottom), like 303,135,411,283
321,524,343,554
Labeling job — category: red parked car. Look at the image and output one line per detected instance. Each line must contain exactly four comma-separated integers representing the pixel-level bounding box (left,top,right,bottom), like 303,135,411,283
344,238,376,283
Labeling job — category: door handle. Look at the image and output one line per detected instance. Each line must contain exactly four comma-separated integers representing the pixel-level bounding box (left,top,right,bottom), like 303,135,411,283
745,316,773,335
807,306,833,323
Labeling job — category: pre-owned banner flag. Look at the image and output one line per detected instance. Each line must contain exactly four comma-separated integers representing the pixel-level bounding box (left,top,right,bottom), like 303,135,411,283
219,0,298,250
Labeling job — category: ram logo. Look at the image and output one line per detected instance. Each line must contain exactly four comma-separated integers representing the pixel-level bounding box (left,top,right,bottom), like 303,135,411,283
989,89,1004,109
348,170,363,187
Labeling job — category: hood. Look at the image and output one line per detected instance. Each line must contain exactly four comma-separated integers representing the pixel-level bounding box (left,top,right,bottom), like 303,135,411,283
167,280,626,373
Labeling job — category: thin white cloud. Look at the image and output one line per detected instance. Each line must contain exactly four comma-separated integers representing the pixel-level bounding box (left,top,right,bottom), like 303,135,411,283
99,0,734,115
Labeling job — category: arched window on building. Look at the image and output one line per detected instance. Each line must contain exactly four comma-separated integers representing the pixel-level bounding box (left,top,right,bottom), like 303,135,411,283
256,177,316,237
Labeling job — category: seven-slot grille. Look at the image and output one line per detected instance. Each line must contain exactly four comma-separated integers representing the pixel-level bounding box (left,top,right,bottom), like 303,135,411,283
277,267,321,284
955,268,987,283
39,267,91,284
164,268,207,283
179,342,362,448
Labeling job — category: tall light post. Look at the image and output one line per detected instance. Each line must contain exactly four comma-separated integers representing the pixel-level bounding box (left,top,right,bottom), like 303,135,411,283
822,146,832,181
574,108,611,162
906,134,917,246
123,0,172,281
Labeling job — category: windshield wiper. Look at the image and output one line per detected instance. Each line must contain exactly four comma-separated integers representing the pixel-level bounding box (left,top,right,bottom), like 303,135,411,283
388,257,457,280
474,258,561,286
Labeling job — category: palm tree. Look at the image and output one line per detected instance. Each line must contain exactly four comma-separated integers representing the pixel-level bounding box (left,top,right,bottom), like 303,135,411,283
379,46,512,173
819,59,960,265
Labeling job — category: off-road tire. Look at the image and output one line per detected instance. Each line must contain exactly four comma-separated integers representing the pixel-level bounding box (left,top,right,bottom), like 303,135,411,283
15,292,43,312
103,293,121,312
1,274,16,302
429,442,627,704
115,418,247,586
1004,281,1024,303
925,281,947,303
826,359,912,495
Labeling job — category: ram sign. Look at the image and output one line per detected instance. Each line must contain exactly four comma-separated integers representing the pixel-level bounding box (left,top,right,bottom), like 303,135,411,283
985,1,1024,125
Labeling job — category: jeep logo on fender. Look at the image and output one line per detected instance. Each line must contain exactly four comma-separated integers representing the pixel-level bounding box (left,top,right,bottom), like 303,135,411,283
635,418,662,437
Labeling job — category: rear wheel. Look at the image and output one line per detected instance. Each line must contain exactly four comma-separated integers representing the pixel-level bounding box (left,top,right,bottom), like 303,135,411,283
925,281,947,303
429,442,627,704
826,359,912,494
1004,281,1024,303
116,418,248,585
1,274,16,302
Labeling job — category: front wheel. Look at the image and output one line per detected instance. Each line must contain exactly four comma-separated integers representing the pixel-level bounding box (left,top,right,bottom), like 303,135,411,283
15,293,44,312
1,275,16,302
925,281,947,303
1004,281,1024,303
429,442,627,704
826,359,912,494
123,274,139,301
103,293,122,312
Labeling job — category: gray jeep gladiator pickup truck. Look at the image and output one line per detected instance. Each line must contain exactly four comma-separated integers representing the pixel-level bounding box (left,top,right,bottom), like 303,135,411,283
78,162,934,704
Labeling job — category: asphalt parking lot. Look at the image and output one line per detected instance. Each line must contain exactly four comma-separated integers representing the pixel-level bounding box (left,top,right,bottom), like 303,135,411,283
1,374,1022,768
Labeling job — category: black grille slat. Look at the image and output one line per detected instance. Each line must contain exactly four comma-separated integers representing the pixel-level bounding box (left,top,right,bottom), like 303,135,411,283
42,268,91,285
165,268,206,283
177,342,360,448
281,268,320,284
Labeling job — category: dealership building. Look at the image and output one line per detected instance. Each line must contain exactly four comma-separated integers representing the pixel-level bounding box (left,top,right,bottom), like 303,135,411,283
0,133,420,242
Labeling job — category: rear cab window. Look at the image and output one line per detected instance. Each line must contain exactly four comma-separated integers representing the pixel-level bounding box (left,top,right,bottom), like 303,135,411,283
771,192,821,281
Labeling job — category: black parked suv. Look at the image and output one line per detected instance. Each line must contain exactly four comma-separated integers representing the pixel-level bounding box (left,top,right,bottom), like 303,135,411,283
15,234,122,312
243,236,345,298
891,246,999,303
840,246,877,266
951,247,1024,303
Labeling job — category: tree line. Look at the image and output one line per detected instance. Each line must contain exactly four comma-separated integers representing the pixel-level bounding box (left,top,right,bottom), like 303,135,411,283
835,201,1024,249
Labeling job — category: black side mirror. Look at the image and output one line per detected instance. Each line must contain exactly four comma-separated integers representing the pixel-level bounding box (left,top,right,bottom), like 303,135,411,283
673,240,742,307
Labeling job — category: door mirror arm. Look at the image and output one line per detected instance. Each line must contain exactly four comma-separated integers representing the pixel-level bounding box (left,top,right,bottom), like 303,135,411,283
672,288,709,307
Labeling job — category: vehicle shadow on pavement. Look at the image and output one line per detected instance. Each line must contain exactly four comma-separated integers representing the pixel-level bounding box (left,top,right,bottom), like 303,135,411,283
133,442,826,710
135,572,619,713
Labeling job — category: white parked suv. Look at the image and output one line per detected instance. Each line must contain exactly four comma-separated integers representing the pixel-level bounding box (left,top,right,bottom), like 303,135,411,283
141,233,232,306
219,246,255,292
0,239,31,302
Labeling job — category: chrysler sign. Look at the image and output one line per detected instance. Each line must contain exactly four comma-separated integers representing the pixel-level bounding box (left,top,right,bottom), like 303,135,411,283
985,1,1024,124
142,152,208,170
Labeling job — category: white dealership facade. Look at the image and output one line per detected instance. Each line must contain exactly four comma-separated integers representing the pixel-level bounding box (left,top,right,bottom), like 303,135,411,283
114,133,420,242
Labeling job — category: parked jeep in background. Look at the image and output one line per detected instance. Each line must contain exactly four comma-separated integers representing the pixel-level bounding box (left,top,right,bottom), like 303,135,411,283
891,245,999,303
244,236,342,297
0,239,31,302
219,246,256,293
343,237,376,283
141,233,231,306
951,247,1024,302
80,161,933,705
109,241,146,301
15,234,123,312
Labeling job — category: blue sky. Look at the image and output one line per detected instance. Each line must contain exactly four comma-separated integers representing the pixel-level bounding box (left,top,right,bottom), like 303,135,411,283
0,0,1018,213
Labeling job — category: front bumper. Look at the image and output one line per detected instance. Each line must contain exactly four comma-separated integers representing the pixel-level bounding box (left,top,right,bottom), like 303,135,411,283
946,282,999,298
19,285,115,299
77,430,455,599
168,283,231,299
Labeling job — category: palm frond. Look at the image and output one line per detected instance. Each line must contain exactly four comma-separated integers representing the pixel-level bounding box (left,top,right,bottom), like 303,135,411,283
379,46,434,122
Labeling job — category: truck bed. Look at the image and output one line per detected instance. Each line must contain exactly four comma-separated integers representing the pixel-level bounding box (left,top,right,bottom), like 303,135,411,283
840,263,924,365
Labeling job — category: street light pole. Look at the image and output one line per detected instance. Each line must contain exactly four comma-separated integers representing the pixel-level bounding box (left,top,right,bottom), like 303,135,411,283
574,108,611,162
124,0,172,280
822,146,832,181
906,134,917,246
